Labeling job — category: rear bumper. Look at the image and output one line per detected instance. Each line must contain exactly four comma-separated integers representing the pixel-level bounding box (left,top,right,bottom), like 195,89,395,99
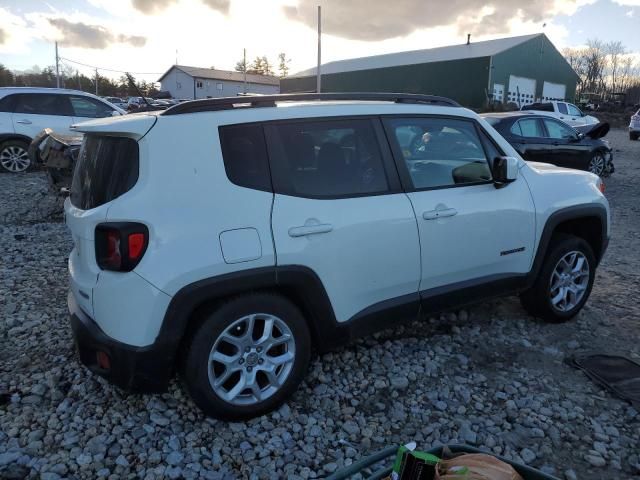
68,291,172,393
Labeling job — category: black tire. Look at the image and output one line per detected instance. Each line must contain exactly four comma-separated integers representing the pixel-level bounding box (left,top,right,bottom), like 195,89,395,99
631,132,639,141
588,150,606,177
181,293,311,420
520,234,596,323
0,140,31,173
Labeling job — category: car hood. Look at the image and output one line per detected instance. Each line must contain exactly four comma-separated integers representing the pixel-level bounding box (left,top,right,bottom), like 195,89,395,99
583,115,599,125
575,121,610,139
526,162,571,173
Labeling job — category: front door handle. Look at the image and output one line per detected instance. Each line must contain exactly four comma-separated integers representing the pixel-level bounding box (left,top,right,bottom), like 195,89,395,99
288,223,333,237
423,208,458,220
16,119,32,125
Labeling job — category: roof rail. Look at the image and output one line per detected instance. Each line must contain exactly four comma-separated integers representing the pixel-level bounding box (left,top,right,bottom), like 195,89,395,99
161,92,461,115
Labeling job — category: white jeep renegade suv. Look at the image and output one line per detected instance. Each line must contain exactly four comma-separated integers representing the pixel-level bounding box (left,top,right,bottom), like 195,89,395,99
65,93,609,419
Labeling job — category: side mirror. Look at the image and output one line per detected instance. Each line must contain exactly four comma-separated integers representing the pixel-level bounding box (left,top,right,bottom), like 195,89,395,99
492,156,519,188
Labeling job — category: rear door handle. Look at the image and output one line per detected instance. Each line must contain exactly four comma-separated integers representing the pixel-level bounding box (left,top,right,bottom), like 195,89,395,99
16,119,32,125
288,223,333,237
423,208,458,220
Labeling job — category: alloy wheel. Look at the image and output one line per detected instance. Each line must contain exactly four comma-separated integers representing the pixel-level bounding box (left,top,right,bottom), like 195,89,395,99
588,153,605,176
207,313,296,406
0,145,30,173
549,250,590,312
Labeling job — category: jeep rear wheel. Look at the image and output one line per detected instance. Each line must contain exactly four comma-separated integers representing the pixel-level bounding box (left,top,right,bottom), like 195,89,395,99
181,293,311,420
520,234,596,322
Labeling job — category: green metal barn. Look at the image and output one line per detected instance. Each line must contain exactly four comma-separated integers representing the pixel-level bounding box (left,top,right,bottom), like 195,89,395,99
280,34,579,109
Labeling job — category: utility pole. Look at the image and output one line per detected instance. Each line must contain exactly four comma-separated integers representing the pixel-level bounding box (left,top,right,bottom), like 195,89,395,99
55,42,60,88
316,5,321,93
95,68,99,95
243,48,247,94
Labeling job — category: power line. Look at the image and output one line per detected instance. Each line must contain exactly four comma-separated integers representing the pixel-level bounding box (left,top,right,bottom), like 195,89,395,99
59,56,164,75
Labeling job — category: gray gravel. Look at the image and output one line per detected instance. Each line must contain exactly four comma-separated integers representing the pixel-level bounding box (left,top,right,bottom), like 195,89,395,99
1,129,639,479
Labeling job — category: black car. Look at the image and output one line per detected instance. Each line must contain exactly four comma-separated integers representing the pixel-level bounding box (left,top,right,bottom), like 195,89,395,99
481,112,613,177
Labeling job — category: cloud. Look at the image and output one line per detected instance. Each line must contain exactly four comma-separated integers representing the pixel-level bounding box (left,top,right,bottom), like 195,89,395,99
48,18,146,48
284,0,588,40
201,0,231,13
132,0,230,14
0,28,5,45
131,0,175,14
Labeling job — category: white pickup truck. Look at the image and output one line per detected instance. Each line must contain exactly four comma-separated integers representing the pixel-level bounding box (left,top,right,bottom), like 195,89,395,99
521,101,599,127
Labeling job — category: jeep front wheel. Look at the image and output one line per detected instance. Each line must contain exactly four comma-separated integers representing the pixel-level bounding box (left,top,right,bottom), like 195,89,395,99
520,234,596,322
181,293,311,420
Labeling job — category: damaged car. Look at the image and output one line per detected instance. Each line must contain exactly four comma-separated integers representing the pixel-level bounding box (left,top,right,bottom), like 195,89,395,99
28,128,82,191
482,112,613,177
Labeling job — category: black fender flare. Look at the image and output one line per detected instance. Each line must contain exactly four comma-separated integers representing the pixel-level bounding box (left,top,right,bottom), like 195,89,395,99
156,265,340,368
529,204,608,284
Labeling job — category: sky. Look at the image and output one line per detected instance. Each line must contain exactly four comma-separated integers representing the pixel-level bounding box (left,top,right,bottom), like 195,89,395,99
0,0,638,84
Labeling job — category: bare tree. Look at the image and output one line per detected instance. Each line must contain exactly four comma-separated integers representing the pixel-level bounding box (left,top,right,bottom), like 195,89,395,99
606,41,625,94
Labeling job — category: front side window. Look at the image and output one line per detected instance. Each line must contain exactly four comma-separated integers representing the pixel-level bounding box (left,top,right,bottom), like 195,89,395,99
13,93,72,116
386,117,492,190
219,124,271,192
515,119,544,138
543,119,576,140
266,119,388,198
557,102,568,114
69,96,114,118
567,103,582,116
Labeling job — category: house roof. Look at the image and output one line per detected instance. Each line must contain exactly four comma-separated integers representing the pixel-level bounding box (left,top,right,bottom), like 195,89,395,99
292,33,543,78
158,65,280,86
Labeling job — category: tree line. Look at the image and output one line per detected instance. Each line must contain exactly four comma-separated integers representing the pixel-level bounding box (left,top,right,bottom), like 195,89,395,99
563,39,640,104
0,64,159,98
235,53,291,78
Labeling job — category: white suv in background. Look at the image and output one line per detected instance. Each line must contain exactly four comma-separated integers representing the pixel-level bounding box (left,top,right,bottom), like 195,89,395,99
629,108,640,141
65,93,609,419
0,87,125,173
521,101,599,127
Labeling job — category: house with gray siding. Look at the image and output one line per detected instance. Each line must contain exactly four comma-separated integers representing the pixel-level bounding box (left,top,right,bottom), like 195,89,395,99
158,65,279,100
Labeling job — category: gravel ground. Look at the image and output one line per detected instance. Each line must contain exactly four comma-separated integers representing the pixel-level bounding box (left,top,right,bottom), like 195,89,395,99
1,129,639,480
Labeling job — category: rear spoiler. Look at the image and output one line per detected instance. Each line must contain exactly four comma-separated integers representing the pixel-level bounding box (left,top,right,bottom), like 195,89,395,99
70,113,157,139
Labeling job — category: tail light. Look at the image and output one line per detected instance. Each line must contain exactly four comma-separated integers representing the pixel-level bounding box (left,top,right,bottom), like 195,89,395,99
596,178,606,194
95,223,148,271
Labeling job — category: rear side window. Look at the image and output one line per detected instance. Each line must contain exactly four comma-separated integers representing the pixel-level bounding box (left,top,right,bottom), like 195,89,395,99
513,119,544,138
219,124,271,192
13,93,72,116
265,119,388,198
71,135,139,210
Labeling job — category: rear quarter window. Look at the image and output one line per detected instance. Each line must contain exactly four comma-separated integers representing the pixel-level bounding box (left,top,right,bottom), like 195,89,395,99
71,135,139,210
218,124,272,192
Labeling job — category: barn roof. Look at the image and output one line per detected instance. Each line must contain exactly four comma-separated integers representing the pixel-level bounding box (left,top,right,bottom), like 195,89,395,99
292,33,543,77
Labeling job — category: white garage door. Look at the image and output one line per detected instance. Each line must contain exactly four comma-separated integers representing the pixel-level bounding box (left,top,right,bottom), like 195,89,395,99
507,75,536,107
542,81,566,101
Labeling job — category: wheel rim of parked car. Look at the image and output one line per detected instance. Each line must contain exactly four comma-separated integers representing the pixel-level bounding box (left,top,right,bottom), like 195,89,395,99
549,250,590,312
208,313,296,406
588,153,605,176
0,145,30,172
